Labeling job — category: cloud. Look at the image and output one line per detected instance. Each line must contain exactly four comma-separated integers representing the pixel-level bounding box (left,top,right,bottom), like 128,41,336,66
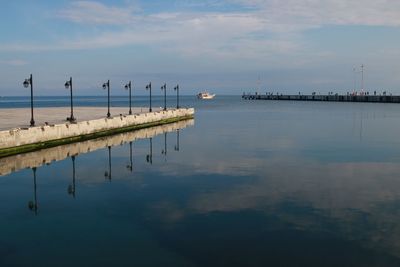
231,0,400,29
2,0,400,67
0,59,28,66
57,1,139,25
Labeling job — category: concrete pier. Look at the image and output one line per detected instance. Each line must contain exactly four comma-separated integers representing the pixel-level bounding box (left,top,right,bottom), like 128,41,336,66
0,119,194,176
242,94,400,103
0,107,194,157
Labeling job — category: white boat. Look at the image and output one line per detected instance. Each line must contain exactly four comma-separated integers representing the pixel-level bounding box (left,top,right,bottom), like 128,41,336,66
197,92,215,99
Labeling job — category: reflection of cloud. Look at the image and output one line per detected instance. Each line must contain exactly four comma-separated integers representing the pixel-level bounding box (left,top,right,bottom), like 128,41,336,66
184,159,400,257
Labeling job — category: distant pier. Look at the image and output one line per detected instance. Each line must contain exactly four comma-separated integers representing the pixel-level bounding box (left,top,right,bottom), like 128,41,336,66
242,94,400,103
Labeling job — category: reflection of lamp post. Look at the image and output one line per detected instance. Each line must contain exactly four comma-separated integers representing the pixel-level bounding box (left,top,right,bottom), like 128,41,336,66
64,77,76,122
145,82,152,112
23,74,35,127
174,84,180,109
124,81,133,115
161,83,167,111
102,80,111,118
174,129,180,151
126,141,133,172
68,156,76,198
161,132,167,161
104,146,112,181
146,138,153,164
28,167,38,215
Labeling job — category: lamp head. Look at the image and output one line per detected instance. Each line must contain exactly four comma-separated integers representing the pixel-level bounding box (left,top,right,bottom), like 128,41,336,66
23,79,30,88
65,81,70,89
102,83,107,90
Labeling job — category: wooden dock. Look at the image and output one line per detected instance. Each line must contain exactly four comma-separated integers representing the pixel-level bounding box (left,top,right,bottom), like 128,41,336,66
242,94,400,103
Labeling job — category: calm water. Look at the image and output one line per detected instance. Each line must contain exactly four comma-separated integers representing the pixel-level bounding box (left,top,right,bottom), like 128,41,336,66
2,96,400,266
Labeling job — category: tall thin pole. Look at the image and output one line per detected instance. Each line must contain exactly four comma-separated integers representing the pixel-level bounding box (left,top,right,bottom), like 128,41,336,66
129,81,132,115
174,84,179,109
146,82,152,112
353,67,356,93
164,84,166,111
161,83,166,111
150,83,152,112
30,74,35,127
361,64,364,93
69,77,75,122
107,80,111,118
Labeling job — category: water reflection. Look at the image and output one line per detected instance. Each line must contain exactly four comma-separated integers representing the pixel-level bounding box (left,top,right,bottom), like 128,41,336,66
174,129,180,151
146,138,153,164
28,167,38,215
104,146,112,181
126,141,133,172
161,132,167,161
67,155,76,198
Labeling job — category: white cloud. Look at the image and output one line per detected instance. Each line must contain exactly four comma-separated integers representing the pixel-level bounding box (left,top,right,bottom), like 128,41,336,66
232,0,400,29
57,1,139,25
2,0,400,66
0,59,28,66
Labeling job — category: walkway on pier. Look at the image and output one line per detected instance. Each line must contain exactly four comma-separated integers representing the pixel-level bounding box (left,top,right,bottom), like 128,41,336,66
0,107,164,131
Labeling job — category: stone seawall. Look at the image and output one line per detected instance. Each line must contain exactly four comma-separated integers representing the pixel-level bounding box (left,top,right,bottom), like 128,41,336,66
0,119,194,176
0,108,194,157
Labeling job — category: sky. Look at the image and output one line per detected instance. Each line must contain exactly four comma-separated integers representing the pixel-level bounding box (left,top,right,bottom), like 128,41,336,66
1,0,400,96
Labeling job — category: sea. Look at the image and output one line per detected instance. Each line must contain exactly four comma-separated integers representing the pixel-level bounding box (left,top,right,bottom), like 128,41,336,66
1,95,400,266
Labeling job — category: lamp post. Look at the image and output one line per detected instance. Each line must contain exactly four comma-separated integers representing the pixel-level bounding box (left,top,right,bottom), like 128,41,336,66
68,155,76,198
124,81,133,115
145,82,152,112
28,167,38,215
23,74,35,127
102,80,111,118
361,64,364,93
64,77,76,122
161,83,167,111
174,84,180,109
146,138,153,164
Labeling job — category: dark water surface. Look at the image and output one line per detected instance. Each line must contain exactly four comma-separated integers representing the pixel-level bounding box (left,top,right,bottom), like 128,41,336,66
2,96,400,266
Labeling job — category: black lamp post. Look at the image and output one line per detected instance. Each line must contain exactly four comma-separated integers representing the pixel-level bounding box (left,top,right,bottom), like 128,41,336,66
161,83,167,111
124,81,133,115
146,138,153,164
68,155,76,198
174,84,180,109
23,74,35,127
174,129,180,151
145,82,152,112
64,77,76,122
102,80,111,118
104,146,112,181
28,167,38,215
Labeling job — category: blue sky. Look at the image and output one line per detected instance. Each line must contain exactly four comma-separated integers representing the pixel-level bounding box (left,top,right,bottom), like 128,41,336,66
1,0,400,96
